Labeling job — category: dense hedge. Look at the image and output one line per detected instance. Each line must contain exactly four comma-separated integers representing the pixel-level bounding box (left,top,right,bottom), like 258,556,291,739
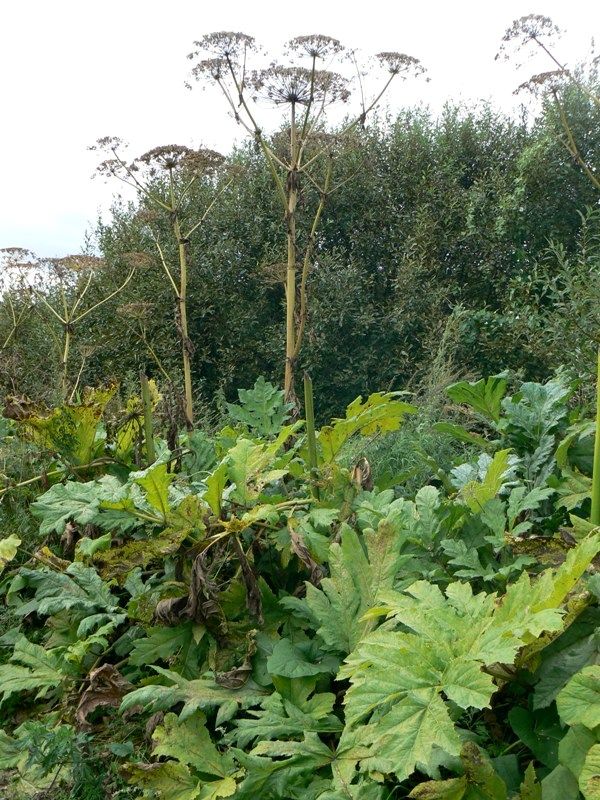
2,88,600,416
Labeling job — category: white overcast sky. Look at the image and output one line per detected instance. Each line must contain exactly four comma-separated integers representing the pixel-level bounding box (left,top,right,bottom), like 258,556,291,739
1,0,598,256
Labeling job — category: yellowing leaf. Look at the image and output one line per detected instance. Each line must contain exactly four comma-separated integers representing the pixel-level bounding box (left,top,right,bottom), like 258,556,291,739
0,535,20,573
318,392,416,462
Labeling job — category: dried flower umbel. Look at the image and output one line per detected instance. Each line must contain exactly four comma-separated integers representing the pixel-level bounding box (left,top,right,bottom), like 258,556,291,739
515,70,567,97
497,14,562,58
188,31,424,406
250,67,350,106
286,34,344,59
188,32,256,66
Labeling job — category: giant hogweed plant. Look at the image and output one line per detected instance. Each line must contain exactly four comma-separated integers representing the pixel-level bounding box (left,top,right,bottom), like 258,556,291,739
0,249,135,401
91,138,235,429
1,375,600,798
499,14,600,533
188,32,425,405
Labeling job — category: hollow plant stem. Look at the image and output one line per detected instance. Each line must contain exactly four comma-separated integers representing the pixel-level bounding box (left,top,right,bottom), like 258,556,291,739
591,348,600,526
140,372,156,465
303,372,320,500
174,214,194,429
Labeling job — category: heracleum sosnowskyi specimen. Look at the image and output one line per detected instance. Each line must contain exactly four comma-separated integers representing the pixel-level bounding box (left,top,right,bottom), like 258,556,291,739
188,32,424,407
0,249,135,401
91,138,233,429
499,14,600,526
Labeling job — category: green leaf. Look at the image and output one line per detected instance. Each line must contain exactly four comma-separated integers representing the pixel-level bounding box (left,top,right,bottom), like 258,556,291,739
152,711,234,777
541,765,580,800
31,480,102,535
132,462,174,519
447,373,508,423
13,385,115,465
266,638,338,678
507,707,561,768
533,627,600,710
227,681,342,748
303,520,403,655
129,623,197,668
559,725,596,779
232,732,334,800
75,532,112,559
341,536,600,782
226,376,293,437
204,461,228,516
226,426,300,504
557,666,600,728
579,744,600,799
119,666,266,720
0,637,66,703
500,375,571,456
0,534,20,573
360,687,461,780
460,449,511,513
519,763,542,800
409,777,467,799
318,392,416,462
10,562,117,618
432,422,493,449
506,486,555,532
124,761,202,800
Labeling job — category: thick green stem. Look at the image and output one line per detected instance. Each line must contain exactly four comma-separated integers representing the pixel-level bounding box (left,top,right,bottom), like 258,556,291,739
174,214,194,429
591,348,600,526
140,372,156,465
284,103,299,404
303,372,320,499
61,324,71,400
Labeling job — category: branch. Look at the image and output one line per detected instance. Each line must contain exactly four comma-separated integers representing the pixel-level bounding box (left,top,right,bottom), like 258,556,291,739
184,176,235,239
72,268,136,323
292,158,332,360
153,236,180,297
554,94,600,191
110,149,173,211
69,270,94,318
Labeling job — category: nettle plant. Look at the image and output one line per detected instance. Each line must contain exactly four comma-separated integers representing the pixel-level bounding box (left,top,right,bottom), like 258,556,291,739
188,32,425,405
91,138,234,428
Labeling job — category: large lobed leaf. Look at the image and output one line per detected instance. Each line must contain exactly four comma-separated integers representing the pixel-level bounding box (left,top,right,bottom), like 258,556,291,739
339,534,600,782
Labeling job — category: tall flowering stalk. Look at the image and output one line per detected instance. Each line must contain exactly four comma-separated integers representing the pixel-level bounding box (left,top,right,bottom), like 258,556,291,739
498,15,600,190
92,140,232,428
188,32,424,405
0,250,135,400
499,15,600,524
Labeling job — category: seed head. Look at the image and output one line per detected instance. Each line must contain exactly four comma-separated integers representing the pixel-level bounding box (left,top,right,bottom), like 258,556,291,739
89,136,127,153
0,247,37,270
287,35,344,59
515,69,567,96
121,252,156,271
137,145,195,172
51,254,105,274
497,15,562,61
117,301,155,321
189,32,255,60
189,58,228,83
376,52,425,77
250,66,349,105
